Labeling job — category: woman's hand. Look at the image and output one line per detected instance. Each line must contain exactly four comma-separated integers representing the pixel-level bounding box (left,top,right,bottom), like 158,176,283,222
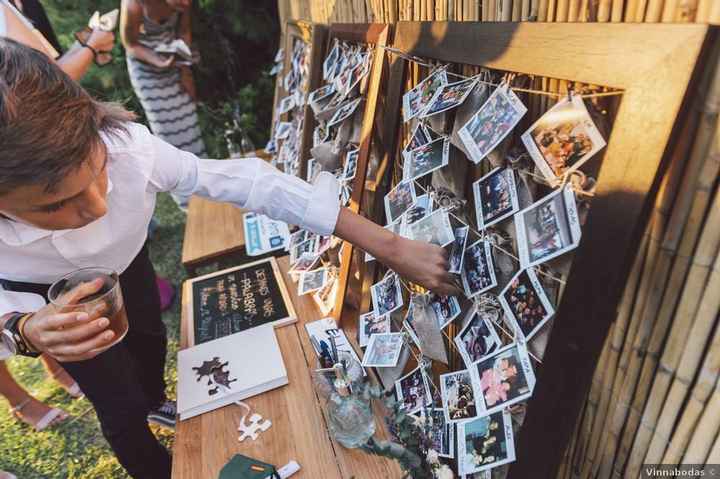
22,279,115,363
151,53,175,69
382,235,462,296
86,28,115,54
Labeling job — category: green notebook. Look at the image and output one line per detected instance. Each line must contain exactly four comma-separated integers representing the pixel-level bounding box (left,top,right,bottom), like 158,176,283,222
218,454,279,479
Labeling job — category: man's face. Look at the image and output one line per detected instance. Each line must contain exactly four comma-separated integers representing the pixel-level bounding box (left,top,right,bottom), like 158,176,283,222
0,144,109,230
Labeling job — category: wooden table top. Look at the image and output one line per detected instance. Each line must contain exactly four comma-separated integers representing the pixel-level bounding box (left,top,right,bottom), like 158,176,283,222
172,256,402,479
181,197,248,269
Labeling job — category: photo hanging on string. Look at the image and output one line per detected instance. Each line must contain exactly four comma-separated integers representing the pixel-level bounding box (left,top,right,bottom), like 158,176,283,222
370,273,404,317
457,410,516,475
384,179,418,224
498,268,556,341
440,369,479,424
454,307,502,368
403,136,450,182
358,312,391,348
461,240,497,298
428,293,462,329
421,77,478,118
514,184,582,268
469,342,536,415
521,93,606,186
406,209,455,248
473,167,520,229
395,365,432,414
457,84,527,165
421,408,455,458
362,332,405,368
402,68,449,122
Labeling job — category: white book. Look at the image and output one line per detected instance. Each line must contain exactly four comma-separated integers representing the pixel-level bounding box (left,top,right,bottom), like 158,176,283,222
177,325,288,421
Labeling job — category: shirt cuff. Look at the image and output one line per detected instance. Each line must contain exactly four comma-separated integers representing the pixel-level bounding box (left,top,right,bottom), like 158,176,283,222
301,172,341,236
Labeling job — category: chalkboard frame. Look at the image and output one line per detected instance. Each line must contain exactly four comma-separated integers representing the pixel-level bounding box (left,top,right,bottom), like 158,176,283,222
186,256,298,346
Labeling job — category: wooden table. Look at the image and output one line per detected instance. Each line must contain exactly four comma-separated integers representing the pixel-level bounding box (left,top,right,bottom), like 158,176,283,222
172,256,402,479
181,197,248,276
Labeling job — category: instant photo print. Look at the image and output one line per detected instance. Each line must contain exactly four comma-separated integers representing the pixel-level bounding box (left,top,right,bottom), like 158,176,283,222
395,365,432,413
515,185,582,268
384,180,418,224
407,209,454,247
454,307,502,368
461,240,497,298
362,332,405,367
499,268,555,341
458,84,527,165
469,342,536,415
440,369,479,423
358,312,391,348
428,293,462,329
403,137,450,181
421,77,478,118
457,410,516,475
448,225,469,274
521,94,607,186
473,168,520,229
402,68,449,122
370,273,404,317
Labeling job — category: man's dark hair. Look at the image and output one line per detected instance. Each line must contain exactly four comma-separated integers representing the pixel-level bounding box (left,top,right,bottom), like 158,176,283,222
0,37,135,194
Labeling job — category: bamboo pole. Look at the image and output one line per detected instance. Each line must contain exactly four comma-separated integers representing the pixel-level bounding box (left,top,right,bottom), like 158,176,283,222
645,0,664,21
502,0,514,20
513,0,523,20
675,0,699,21
538,0,549,19
695,0,711,22
522,0,532,19
547,0,557,20
625,0,640,20
568,0,582,20
597,0,612,20
610,0,623,20
556,0,570,20
661,0,678,21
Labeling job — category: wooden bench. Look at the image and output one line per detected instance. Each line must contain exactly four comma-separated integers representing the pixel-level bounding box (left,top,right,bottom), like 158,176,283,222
172,256,402,478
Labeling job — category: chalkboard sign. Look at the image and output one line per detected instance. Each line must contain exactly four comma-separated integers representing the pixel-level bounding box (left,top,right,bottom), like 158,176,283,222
187,257,297,345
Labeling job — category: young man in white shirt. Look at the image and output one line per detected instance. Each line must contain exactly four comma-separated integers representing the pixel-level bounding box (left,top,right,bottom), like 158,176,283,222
0,38,457,478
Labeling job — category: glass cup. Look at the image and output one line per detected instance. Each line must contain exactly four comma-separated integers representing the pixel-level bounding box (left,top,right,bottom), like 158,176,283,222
48,267,128,353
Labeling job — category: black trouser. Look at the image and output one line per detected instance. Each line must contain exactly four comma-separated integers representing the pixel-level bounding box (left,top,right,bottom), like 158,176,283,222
1,244,171,479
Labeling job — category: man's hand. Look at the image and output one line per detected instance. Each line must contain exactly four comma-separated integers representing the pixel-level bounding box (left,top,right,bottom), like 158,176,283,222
22,279,115,363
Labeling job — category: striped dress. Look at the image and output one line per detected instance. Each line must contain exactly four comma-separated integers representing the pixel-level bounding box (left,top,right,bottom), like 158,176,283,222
126,9,207,158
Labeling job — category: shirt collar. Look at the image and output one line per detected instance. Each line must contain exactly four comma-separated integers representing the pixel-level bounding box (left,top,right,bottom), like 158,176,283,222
0,177,114,246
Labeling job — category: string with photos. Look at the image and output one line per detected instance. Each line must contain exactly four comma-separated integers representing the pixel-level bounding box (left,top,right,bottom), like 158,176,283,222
382,45,625,100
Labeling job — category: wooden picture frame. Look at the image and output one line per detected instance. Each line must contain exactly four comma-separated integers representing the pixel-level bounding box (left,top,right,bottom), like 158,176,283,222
367,21,716,478
326,23,393,324
186,256,298,346
272,20,327,179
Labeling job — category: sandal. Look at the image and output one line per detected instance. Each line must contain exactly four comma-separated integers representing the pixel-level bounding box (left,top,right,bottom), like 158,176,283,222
48,368,84,399
10,398,69,432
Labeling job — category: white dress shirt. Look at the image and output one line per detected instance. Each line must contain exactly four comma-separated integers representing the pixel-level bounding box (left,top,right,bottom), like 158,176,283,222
0,122,340,346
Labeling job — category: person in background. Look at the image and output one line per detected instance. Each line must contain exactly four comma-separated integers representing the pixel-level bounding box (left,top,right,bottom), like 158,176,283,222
0,38,458,478
0,0,115,435
121,0,207,167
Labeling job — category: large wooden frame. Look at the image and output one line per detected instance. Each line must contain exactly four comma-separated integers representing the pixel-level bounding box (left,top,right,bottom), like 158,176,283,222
376,21,715,477
273,20,327,179
327,23,392,324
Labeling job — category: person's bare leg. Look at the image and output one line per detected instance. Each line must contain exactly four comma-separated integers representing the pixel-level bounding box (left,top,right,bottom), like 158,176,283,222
0,360,67,429
41,354,83,398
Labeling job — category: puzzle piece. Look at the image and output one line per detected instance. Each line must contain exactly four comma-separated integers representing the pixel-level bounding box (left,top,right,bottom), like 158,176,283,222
238,411,272,442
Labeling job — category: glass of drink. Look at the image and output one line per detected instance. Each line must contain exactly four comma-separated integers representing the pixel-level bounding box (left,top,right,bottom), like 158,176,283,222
48,267,128,353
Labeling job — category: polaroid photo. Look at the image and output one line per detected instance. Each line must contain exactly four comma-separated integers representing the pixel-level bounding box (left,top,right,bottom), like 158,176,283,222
473,168,519,229
275,121,292,140
521,94,607,185
309,84,337,115
327,97,363,128
470,342,536,415
362,332,405,367
422,77,478,118
461,240,497,298
400,193,434,236
422,407,455,458
313,124,330,147
298,268,329,296
289,252,320,282
407,209,454,247
402,68,449,122
401,122,431,166
458,84,528,165
457,410,516,475
395,365,432,413
290,236,318,264
358,311,392,348
515,184,582,268
342,148,359,181
454,308,502,368
385,180,418,224
428,293,462,329
499,268,555,341
278,95,296,115
370,273,404,317
403,137,450,182
323,41,340,80
448,225,469,274
287,229,309,252
440,369,479,423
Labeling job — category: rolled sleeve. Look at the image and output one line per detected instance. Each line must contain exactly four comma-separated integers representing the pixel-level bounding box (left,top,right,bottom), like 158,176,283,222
148,133,340,235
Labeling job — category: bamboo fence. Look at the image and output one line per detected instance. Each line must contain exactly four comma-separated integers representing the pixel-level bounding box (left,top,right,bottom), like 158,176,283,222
276,0,720,477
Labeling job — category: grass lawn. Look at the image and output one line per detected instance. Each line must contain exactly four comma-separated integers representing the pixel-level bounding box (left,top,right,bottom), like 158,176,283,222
0,193,187,479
